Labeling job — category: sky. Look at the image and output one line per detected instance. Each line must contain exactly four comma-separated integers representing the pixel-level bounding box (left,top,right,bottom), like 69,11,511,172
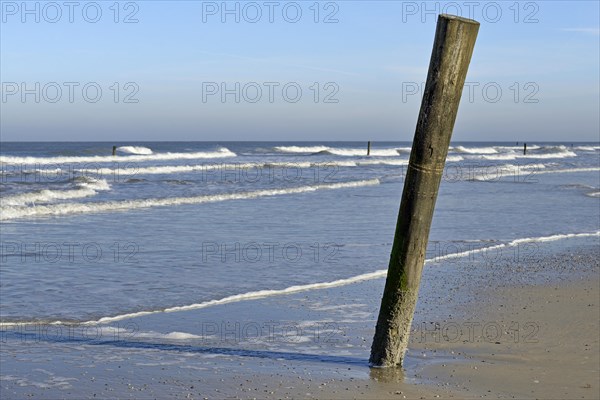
1,0,599,142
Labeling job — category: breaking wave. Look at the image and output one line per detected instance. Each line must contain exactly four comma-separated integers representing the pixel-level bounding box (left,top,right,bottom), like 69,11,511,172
0,148,236,165
1,178,380,221
117,146,153,155
274,146,402,157
1,178,110,207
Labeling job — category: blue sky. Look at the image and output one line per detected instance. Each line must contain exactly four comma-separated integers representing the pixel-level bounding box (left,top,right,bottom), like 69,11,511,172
1,1,599,141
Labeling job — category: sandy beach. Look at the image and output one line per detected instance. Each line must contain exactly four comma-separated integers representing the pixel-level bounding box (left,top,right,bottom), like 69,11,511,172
3,0,599,397
1,237,598,399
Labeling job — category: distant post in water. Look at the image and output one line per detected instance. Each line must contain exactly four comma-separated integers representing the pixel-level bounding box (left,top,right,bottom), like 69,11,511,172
370,14,479,367
112,146,117,156
523,143,527,155
367,141,372,156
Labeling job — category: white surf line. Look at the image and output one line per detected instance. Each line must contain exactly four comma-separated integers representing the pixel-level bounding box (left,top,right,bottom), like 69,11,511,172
1,187,98,207
472,166,600,182
0,178,380,221
1,230,597,328
453,145,499,154
0,148,236,165
79,162,326,176
0,178,111,207
273,145,407,157
75,159,415,177
526,167,600,175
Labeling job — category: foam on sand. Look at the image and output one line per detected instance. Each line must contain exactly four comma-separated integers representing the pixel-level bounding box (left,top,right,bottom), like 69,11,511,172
2,230,596,327
0,178,380,221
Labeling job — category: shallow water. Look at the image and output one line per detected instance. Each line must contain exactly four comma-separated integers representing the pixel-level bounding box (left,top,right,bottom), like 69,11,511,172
1,141,598,323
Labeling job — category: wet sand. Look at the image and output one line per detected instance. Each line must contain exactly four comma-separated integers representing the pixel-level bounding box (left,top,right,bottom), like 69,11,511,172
1,240,598,399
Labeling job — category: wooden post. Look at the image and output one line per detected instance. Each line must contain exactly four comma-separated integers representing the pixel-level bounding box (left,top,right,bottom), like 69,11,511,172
369,14,479,368
367,141,372,156
524,143,527,155
112,146,117,156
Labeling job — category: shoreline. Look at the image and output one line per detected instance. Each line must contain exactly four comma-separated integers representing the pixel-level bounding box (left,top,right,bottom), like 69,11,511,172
1,238,598,399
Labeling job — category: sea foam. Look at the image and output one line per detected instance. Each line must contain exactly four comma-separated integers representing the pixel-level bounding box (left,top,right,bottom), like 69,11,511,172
0,147,236,165
1,178,110,207
0,178,380,220
117,146,153,155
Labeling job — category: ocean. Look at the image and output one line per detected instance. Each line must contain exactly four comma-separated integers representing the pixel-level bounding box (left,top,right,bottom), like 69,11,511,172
0,141,599,327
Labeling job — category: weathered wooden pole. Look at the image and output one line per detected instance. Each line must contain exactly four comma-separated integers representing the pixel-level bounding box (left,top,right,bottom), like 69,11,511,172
112,146,117,156
367,141,372,156
370,14,479,367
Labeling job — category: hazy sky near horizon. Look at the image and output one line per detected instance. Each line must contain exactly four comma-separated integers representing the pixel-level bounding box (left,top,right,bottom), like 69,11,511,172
1,1,599,142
